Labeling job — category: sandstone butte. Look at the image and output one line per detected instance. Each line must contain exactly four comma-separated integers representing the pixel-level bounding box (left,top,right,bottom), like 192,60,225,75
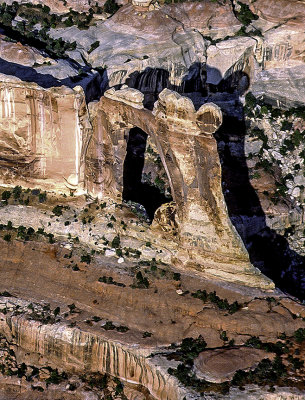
0,0,305,398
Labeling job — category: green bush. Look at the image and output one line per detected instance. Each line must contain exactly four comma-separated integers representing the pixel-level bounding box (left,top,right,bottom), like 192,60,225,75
2,191,11,203
173,272,181,281
232,356,286,387
52,205,64,216
45,368,67,385
88,40,100,54
294,328,305,343
236,2,259,26
281,120,293,131
81,254,91,264
192,290,241,314
103,0,119,15
132,271,149,289
3,234,11,242
180,336,207,365
13,186,22,199
102,321,115,330
111,235,120,248
98,276,126,287
116,325,129,333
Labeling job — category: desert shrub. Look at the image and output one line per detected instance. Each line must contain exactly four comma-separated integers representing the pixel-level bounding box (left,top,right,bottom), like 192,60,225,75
13,186,22,199
236,2,259,25
52,205,64,216
47,233,55,244
173,272,181,281
81,254,91,264
88,40,100,54
103,0,119,15
281,121,293,131
102,321,115,330
192,290,241,314
294,328,305,343
1,191,11,203
168,363,229,395
39,192,47,202
45,368,67,385
131,271,149,289
98,276,125,287
53,307,60,316
111,235,120,248
287,355,304,370
245,337,289,355
232,356,286,387
179,336,207,365
3,234,11,242
116,325,129,333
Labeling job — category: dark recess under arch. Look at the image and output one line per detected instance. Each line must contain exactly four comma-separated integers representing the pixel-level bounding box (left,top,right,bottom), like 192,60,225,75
122,127,171,221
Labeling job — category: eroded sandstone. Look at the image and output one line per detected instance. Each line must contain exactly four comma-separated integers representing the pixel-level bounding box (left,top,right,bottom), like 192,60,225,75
0,0,305,398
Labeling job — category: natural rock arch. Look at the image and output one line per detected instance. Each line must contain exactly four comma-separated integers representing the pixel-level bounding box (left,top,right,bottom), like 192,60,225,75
85,87,274,289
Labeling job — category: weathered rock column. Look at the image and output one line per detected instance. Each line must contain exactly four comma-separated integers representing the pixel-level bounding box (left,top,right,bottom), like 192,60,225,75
153,89,274,289
86,101,129,201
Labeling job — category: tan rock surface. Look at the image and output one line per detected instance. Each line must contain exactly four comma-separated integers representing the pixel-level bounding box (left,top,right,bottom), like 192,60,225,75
0,35,48,67
243,0,305,26
194,347,272,383
0,235,301,344
163,1,242,38
0,1,305,398
0,79,91,192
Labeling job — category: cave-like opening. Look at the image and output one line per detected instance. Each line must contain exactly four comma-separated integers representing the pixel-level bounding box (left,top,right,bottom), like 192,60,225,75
122,127,171,221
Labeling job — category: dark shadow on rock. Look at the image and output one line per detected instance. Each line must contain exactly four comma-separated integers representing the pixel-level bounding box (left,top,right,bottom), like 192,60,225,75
211,71,305,300
215,113,305,300
122,127,171,221
125,63,305,300
125,62,207,110
0,57,107,102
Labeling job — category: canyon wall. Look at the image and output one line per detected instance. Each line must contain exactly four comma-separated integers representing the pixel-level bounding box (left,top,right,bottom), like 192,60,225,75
0,314,184,400
0,68,274,289
0,78,91,191
1,0,304,289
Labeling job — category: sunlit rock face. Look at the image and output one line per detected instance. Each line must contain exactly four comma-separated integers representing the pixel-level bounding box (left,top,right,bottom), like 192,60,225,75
44,0,305,107
0,34,48,67
0,77,91,191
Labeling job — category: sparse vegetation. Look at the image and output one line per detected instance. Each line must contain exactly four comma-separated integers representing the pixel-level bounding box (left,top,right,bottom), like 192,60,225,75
81,253,91,264
192,289,241,314
232,356,286,388
98,276,126,287
88,40,100,54
236,2,259,26
131,271,149,289
103,0,119,15
294,328,305,344
52,205,64,216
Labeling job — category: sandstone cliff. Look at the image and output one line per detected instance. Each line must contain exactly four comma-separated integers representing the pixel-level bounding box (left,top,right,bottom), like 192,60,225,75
0,0,305,398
